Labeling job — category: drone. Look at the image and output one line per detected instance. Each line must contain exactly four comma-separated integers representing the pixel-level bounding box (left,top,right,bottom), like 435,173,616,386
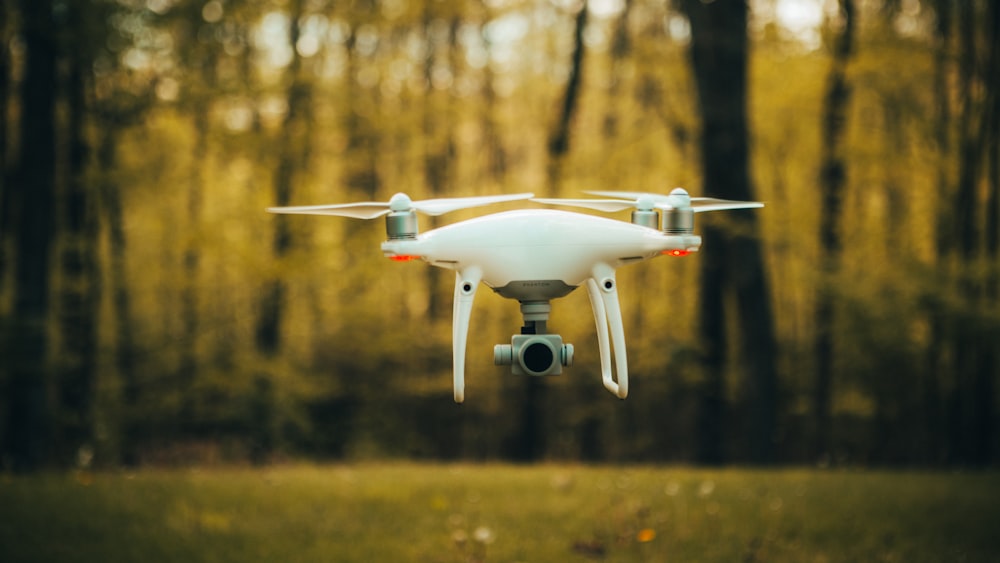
267,188,762,403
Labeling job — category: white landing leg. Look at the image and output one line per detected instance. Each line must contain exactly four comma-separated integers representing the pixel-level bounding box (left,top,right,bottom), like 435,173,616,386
587,264,628,399
451,267,482,403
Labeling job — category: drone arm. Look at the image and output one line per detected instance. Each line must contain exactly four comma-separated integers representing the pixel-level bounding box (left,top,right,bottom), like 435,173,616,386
452,267,482,403
588,265,629,399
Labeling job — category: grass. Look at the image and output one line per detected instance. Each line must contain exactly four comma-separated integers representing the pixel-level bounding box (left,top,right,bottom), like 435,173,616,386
1,463,998,562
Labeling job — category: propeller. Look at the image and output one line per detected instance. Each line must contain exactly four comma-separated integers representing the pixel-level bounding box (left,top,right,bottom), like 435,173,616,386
533,187,762,213
267,192,535,219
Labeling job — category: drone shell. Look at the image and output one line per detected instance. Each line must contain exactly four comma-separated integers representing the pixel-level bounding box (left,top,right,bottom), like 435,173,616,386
381,209,701,290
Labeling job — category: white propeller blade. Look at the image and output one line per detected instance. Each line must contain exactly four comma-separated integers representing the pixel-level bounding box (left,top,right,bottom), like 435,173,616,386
416,193,535,215
584,188,764,213
586,190,672,203
531,198,637,212
267,192,534,219
688,200,764,212
265,202,393,219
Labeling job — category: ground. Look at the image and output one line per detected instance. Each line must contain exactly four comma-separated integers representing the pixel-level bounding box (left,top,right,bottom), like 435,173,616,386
1,463,998,562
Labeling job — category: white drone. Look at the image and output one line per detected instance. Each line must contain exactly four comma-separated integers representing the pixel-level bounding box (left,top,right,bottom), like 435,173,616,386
268,188,762,403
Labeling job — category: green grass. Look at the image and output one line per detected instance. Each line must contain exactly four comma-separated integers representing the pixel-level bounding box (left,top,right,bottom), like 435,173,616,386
1,464,998,562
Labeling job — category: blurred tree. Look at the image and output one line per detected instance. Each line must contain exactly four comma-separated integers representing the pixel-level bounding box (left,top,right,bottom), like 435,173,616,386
2,0,57,471
479,5,507,184
98,115,141,465
918,0,999,467
952,0,999,466
680,0,778,464
0,0,13,457
814,0,855,463
925,0,954,465
177,0,218,429
0,0,11,303
253,0,312,462
90,1,159,466
421,8,459,320
53,0,101,466
546,1,587,195
601,0,631,141
342,3,381,200
983,0,1000,467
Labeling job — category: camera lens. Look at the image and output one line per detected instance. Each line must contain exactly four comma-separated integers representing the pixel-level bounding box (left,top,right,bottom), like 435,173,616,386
521,340,555,374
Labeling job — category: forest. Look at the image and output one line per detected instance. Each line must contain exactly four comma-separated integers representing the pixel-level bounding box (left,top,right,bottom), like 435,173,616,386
0,0,998,471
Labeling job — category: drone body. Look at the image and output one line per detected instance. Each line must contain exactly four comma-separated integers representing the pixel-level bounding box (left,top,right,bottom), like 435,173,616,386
382,209,700,294
268,189,762,402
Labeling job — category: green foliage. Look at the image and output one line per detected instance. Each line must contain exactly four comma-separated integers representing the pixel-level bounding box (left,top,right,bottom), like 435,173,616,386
1,464,998,562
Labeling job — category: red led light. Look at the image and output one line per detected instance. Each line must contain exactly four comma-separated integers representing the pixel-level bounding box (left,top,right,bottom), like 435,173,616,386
388,255,420,262
663,249,690,257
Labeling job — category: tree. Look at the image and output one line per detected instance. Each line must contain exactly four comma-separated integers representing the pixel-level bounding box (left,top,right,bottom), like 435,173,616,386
253,0,314,461
679,0,778,464
546,2,588,195
97,110,141,464
421,8,460,321
0,0,12,301
949,0,998,466
982,0,1000,468
54,0,101,466
169,0,222,433
2,0,57,471
342,4,381,201
813,0,855,463
88,0,158,466
924,0,954,466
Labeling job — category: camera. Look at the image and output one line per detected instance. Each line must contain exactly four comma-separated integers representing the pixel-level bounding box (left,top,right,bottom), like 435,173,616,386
494,334,574,377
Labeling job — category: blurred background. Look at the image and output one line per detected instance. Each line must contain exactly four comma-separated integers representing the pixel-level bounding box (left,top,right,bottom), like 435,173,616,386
0,0,997,471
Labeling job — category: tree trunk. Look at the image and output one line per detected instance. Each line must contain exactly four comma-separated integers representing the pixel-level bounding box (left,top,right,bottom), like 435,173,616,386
342,13,381,201
546,3,587,195
695,240,726,465
0,0,11,302
55,9,99,466
813,0,855,463
421,13,459,322
948,0,984,465
98,125,140,465
479,16,506,185
2,0,57,471
259,16,311,354
174,1,219,432
680,0,778,464
925,0,953,466
601,0,631,141
253,0,310,462
971,0,1000,466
